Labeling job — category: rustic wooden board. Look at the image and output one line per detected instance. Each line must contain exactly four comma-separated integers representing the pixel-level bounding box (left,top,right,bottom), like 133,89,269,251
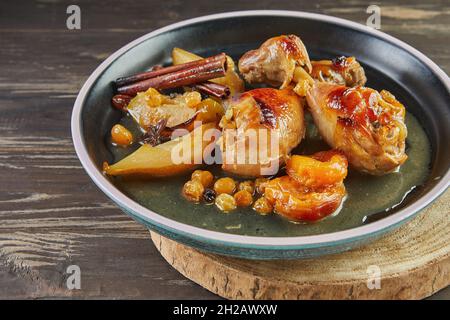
0,0,448,299
151,189,450,300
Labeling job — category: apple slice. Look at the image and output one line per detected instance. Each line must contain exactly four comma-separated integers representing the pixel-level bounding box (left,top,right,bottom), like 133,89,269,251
104,123,216,177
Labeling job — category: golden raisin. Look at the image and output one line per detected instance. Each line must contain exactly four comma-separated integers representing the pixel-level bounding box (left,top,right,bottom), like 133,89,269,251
238,180,255,194
214,177,236,195
182,179,204,202
215,193,237,212
102,161,110,173
255,178,269,194
111,124,133,146
253,197,273,215
128,88,165,109
191,170,214,187
234,190,253,207
184,91,202,108
195,98,224,123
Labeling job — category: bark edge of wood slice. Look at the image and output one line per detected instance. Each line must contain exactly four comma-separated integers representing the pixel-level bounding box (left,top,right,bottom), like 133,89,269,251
150,190,450,300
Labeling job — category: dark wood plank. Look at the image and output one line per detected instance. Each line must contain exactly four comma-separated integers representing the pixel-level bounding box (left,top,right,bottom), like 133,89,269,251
0,0,448,299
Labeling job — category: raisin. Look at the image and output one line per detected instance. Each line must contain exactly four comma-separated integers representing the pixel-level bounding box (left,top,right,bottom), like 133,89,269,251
203,188,216,203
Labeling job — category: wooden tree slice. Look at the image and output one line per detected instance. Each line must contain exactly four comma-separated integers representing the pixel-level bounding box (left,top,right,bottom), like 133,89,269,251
151,189,450,300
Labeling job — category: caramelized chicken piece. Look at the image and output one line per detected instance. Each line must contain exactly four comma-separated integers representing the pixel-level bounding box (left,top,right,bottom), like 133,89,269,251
306,82,407,175
311,56,367,87
220,88,305,177
286,150,348,189
264,150,348,222
238,35,312,88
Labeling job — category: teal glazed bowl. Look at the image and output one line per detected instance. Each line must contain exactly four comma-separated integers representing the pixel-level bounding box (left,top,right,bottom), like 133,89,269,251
72,11,450,259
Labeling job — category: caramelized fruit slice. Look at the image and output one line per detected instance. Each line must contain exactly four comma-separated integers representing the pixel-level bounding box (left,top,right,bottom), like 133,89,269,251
104,123,216,177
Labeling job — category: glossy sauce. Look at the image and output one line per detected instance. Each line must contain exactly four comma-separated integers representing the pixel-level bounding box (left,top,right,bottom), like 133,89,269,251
328,86,383,127
279,35,303,60
107,110,431,237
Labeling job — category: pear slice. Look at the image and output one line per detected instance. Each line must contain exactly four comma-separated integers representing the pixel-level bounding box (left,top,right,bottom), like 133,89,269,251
104,123,216,177
127,89,200,129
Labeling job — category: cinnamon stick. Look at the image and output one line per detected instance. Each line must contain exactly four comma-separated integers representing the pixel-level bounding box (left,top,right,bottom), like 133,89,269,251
194,82,230,99
115,53,226,88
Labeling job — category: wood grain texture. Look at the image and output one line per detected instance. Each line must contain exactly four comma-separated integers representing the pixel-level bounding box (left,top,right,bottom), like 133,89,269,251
0,0,448,299
151,189,450,300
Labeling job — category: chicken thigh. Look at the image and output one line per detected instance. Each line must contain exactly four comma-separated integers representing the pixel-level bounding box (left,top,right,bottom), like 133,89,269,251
306,82,407,175
238,35,312,88
220,88,305,177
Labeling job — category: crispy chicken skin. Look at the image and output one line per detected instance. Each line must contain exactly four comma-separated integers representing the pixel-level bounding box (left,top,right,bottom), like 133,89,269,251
220,88,305,177
311,56,367,87
238,35,312,88
306,82,407,175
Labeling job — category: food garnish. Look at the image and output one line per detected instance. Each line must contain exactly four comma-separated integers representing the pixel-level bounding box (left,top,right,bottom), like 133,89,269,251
141,118,168,147
115,53,228,96
252,197,273,215
191,170,214,188
215,193,237,212
234,190,253,207
213,177,237,195
238,181,255,194
182,179,205,202
111,124,133,146
172,47,244,95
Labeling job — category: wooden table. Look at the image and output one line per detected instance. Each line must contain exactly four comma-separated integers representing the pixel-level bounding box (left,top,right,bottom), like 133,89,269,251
0,0,448,299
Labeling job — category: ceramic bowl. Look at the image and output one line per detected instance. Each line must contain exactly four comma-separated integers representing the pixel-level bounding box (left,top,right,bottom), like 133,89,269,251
72,11,449,259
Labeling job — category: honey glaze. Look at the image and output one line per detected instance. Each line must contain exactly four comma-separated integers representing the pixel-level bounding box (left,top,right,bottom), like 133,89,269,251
279,34,304,60
327,86,381,127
